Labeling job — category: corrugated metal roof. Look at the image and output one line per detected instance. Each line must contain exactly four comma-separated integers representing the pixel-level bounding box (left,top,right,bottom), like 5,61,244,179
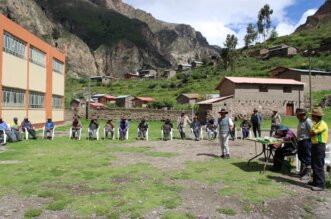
90,102,105,107
179,93,200,99
135,97,154,102
104,95,116,99
197,95,234,104
269,66,331,75
225,77,304,85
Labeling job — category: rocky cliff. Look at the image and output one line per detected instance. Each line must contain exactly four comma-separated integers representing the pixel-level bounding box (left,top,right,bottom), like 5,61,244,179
296,0,331,32
0,0,218,77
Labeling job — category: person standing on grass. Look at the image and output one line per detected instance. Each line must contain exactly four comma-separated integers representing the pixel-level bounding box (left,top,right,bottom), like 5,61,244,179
177,112,191,140
250,108,263,138
308,107,328,191
295,108,312,180
270,110,281,136
218,109,234,159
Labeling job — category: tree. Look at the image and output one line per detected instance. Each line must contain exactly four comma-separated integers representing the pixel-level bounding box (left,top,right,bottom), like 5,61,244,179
221,34,238,71
244,23,258,47
257,4,273,42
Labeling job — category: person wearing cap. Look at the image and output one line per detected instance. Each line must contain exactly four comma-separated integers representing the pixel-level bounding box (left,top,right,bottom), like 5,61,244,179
240,116,251,139
309,107,328,191
10,117,22,142
137,119,148,140
250,108,263,138
271,124,297,171
270,110,281,136
177,112,192,140
119,118,129,140
295,108,313,180
190,116,202,141
71,117,82,140
44,117,55,140
21,117,37,139
104,119,114,139
218,109,234,159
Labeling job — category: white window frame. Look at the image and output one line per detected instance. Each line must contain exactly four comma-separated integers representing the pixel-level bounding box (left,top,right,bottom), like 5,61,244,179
3,32,27,59
2,87,26,108
29,91,45,109
52,95,63,109
52,59,64,74
30,47,46,67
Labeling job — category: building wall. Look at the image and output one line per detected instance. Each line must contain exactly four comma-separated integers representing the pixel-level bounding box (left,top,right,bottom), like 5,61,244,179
2,53,27,89
29,109,46,124
52,110,64,122
219,80,236,97
52,71,64,96
30,63,46,92
301,74,331,92
2,109,26,124
176,96,189,104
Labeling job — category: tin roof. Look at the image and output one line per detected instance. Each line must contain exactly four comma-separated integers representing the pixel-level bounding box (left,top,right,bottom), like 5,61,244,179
177,93,200,99
269,66,331,75
135,97,154,102
197,95,234,104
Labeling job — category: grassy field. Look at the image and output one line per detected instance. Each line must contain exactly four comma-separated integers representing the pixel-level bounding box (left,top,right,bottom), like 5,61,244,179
0,126,308,218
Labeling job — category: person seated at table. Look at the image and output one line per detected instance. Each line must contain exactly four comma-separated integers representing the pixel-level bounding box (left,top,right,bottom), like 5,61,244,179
10,117,22,142
71,117,82,140
190,116,202,141
271,124,297,171
44,117,55,139
240,117,251,139
137,119,148,140
104,119,115,139
88,119,99,140
162,119,173,141
119,118,129,140
21,117,37,139
206,119,217,140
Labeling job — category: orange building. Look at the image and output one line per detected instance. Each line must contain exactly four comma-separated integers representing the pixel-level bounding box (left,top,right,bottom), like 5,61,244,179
0,14,65,127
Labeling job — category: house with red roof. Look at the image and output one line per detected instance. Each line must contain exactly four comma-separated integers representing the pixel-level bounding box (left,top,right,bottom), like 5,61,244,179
132,97,155,108
197,76,305,120
97,95,117,105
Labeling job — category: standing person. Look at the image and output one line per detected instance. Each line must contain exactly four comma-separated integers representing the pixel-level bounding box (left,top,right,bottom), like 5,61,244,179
309,107,328,191
270,110,281,136
21,117,37,139
119,118,129,140
190,116,202,141
10,117,22,141
44,118,55,139
162,119,173,141
295,108,312,180
177,112,192,140
71,117,82,140
218,109,234,159
88,119,99,140
240,117,251,139
250,108,263,138
137,119,148,140
104,119,115,139
206,119,218,140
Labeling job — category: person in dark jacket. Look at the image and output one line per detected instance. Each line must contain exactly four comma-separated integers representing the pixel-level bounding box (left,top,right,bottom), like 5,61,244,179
250,108,263,137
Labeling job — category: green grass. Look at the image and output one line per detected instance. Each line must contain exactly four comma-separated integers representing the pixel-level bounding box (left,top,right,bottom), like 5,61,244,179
24,208,42,218
217,208,237,216
161,211,196,219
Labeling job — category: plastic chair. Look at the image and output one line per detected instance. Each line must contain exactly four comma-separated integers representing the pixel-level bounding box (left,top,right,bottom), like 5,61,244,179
88,127,100,140
0,129,7,144
237,128,252,139
161,128,173,140
118,128,129,140
137,128,148,140
69,128,82,140
206,127,218,140
104,128,115,140
190,128,203,140
43,126,56,140
325,143,331,182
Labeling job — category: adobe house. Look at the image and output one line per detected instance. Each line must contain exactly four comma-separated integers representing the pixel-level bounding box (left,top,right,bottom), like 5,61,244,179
90,76,117,85
162,69,176,79
268,44,297,58
138,69,157,79
116,95,135,108
269,66,331,92
97,95,116,105
132,97,154,108
178,64,192,71
200,77,304,117
191,61,203,69
176,94,200,105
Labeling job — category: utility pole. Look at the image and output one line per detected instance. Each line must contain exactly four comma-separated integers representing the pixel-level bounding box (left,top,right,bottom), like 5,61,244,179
309,55,312,113
86,76,91,119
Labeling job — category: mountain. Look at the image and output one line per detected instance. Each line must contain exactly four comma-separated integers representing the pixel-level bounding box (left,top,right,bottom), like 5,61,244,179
0,0,218,77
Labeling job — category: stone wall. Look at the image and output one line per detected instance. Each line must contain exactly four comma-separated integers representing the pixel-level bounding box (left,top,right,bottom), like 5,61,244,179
74,107,191,121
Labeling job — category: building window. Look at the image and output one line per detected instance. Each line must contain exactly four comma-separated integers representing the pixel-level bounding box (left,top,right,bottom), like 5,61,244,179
30,47,46,67
52,95,63,109
259,85,268,92
29,91,45,109
2,87,26,107
52,59,64,74
283,86,292,93
3,32,26,59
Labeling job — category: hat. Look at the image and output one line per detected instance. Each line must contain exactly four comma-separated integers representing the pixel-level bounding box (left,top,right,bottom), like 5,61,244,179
311,107,324,117
253,108,258,112
276,124,288,131
295,108,307,115
218,109,228,114
272,109,278,113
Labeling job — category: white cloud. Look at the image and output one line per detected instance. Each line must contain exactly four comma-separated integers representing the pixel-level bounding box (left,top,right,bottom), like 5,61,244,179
123,0,316,47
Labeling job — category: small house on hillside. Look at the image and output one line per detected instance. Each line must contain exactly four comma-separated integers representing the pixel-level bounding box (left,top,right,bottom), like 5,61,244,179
71,98,86,109
191,61,203,69
116,95,135,108
162,69,176,79
138,69,157,79
269,66,331,92
124,72,140,79
90,76,117,85
178,64,192,71
268,44,297,58
98,95,117,105
132,97,154,108
199,77,304,118
176,94,200,105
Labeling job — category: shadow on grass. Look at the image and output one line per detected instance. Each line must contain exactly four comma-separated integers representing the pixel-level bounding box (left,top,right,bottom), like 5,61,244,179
231,161,266,172
267,175,312,189
196,153,220,158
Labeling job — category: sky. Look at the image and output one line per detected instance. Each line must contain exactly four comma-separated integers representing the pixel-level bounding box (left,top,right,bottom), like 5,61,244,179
122,0,326,47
